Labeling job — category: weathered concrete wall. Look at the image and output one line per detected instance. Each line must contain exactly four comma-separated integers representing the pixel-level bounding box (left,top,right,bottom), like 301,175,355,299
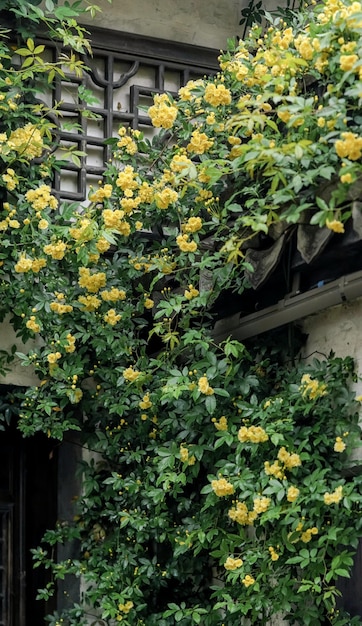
81,0,242,49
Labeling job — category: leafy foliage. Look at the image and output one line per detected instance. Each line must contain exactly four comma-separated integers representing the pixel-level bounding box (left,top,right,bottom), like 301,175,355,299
1,0,362,624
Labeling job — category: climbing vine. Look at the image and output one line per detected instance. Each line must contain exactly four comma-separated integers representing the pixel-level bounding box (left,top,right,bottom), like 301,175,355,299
1,0,362,624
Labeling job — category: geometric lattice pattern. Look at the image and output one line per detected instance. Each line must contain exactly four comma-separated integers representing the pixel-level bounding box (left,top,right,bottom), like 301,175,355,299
41,28,219,200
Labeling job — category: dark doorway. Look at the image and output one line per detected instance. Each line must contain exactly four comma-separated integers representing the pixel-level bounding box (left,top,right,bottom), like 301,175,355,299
0,424,57,626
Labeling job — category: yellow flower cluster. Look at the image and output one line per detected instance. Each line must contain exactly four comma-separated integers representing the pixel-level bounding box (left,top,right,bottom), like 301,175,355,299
78,295,101,311
31,258,47,273
170,153,193,173
253,496,271,514
47,351,61,364
183,216,202,233
116,165,139,192
228,501,257,526
287,485,300,502
324,485,343,505
50,300,73,315
184,284,199,300
102,209,131,236
101,288,126,302
335,131,362,160
224,556,243,570
268,546,279,561
78,267,106,293
43,241,67,260
117,134,137,155
334,436,346,452
265,447,301,480
123,366,141,382
69,217,94,242
238,425,269,443
300,373,327,400
25,184,58,210
26,316,40,333
154,187,178,210
186,129,214,155
104,309,121,325
89,183,113,203
2,167,18,191
176,234,197,253
65,333,76,353
179,444,196,465
204,83,232,106
8,123,43,159
117,600,133,615
148,93,178,129
242,574,255,587
14,256,33,273
96,237,111,253
139,393,152,410
301,526,318,543
212,415,228,431
211,477,235,496
198,375,214,395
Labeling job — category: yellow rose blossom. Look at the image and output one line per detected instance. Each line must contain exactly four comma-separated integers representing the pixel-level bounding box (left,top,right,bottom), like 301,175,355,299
104,309,122,325
335,131,362,160
334,436,346,452
198,375,214,395
26,316,40,333
186,129,214,155
211,477,234,497
253,496,271,514
324,485,343,505
139,393,152,410
176,233,197,253
268,546,279,561
340,54,358,71
154,187,178,210
212,415,228,431
242,575,255,587
224,556,243,571
123,366,141,382
148,93,178,129
204,82,232,106
326,219,345,233
15,256,33,273
287,486,300,502
238,425,269,443
65,333,76,353
43,241,67,260
183,216,202,233
144,298,154,309
78,295,101,311
184,284,199,300
78,267,106,293
8,123,43,159
31,258,47,273
47,351,61,364
38,219,49,230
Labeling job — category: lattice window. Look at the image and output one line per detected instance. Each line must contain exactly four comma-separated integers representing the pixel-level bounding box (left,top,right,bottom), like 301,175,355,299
38,28,219,201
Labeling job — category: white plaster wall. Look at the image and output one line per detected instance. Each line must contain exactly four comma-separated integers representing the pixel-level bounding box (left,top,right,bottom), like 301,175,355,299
0,317,39,386
82,0,288,49
302,297,362,393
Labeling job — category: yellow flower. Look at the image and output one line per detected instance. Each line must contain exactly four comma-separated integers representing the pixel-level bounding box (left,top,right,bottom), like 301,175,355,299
198,375,214,395
186,129,214,155
204,83,232,106
238,425,268,443
183,216,202,233
15,256,33,273
104,309,122,325
268,546,279,561
154,187,178,210
180,444,189,463
8,123,43,159
139,393,152,410
340,54,358,71
148,93,178,129
184,284,199,300
211,477,234,497
78,267,107,293
253,496,271,514
123,366,141,382
26,316,40,333
335,131,362,160
213,415,228,431
38,219,49,229
334,436,346,453
326,219,345,233
176,233,198,253
287,486,300,502
224,556,243,571
144,298,154,309
242,574,255,587
43,241,67,260
324,485,343,505
47,351,61,364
